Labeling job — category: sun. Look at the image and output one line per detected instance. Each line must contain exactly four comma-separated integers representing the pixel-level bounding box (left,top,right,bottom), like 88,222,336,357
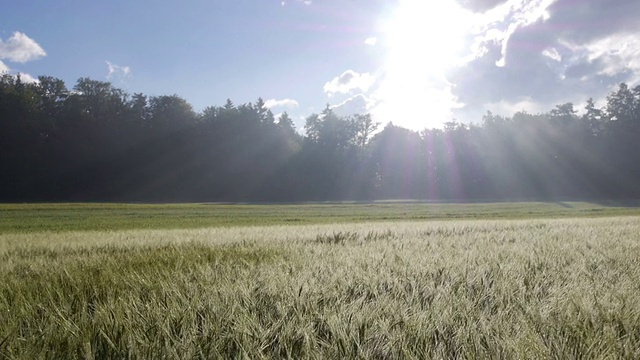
373,0,474,129
383,0,469,74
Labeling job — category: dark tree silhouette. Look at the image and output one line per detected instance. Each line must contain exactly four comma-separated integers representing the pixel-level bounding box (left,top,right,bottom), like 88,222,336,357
1,75,639,202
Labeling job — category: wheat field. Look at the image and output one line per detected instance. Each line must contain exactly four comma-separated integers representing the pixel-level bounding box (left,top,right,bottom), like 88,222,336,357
2,215,640,358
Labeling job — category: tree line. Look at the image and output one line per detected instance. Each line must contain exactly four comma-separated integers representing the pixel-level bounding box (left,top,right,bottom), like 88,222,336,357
1,74,639,202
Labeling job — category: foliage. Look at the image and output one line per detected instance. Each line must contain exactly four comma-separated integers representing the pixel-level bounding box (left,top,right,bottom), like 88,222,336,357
1,74,640,201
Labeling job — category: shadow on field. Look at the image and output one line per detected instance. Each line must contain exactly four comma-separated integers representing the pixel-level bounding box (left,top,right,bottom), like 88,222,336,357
555,202,573,208
591,199,640,208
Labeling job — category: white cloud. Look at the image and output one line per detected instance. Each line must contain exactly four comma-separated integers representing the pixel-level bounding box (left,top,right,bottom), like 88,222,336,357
264,98,299,109
555,32,640,85
281,0,312,5
324,70,375,97
0,60,9,73
582,33,640,78
542,47,562,62
106,61,131,80
468,0,557,67
0,32,46,63
331,94,374,116
17,72,39,83
364,37,378,46
485,97,548,116
0,60,38,83
414,0,640,126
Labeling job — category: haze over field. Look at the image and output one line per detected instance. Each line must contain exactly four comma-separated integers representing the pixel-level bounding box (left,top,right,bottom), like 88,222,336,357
2,0,640,130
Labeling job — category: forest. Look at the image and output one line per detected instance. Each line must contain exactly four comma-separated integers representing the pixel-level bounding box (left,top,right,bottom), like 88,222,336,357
1,74,639,202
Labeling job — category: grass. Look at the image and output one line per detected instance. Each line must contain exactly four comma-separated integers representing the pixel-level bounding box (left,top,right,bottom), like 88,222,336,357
2,209,640,358
2,201,640,234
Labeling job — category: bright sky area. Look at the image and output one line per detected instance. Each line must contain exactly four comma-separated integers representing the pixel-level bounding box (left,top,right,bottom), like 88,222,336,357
2,0,639,131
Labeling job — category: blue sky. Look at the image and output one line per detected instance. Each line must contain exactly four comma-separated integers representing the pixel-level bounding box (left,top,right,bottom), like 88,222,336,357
2,0,640,130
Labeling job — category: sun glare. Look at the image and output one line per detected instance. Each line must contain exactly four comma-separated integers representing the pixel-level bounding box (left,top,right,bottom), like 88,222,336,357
384,1,468,72
374,0,474,129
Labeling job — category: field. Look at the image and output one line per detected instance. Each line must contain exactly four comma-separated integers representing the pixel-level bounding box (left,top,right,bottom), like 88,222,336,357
1,202,640,358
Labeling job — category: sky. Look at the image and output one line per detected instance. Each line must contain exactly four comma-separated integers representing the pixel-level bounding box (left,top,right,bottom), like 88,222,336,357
2,0,640,131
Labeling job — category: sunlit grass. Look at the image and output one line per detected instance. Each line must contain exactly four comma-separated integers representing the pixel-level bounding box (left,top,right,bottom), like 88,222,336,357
2,217,640,358
2,201,640,234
